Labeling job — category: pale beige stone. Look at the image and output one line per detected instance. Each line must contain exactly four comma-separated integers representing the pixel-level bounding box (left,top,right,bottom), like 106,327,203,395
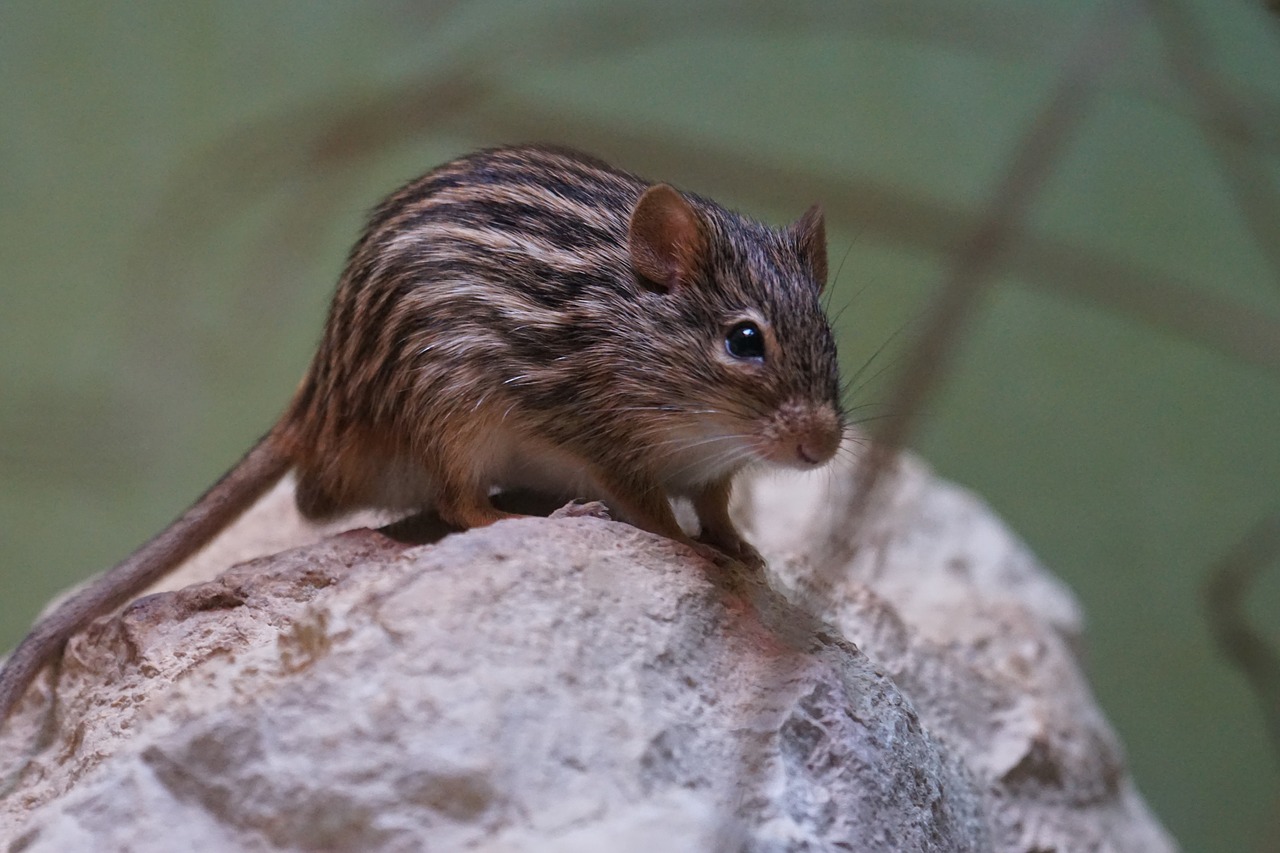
0,447,1176,852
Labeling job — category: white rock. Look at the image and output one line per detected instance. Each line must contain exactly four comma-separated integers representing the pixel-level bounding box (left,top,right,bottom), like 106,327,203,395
0,449,1176,852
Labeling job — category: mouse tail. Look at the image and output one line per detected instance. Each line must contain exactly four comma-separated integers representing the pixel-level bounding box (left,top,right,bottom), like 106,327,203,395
0,429,292,731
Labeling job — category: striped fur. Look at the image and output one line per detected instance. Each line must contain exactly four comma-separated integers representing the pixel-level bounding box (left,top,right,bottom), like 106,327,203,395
279,145,843,544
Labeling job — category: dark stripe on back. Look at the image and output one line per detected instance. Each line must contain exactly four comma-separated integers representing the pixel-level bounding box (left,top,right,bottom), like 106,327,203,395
398,199,618,254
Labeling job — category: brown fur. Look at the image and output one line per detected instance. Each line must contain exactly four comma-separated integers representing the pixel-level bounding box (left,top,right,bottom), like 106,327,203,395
0,145,843,731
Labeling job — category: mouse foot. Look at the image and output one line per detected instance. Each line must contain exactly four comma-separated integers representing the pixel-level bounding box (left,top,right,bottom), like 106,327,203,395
699,535,766,571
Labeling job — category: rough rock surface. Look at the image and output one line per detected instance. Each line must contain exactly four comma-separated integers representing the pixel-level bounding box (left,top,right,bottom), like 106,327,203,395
0,450,1176,852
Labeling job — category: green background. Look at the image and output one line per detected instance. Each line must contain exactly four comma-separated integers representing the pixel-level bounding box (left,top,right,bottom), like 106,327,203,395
2,2,1278,850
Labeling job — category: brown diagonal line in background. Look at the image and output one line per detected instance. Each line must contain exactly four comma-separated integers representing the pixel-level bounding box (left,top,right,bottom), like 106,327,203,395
1203,511,1280,761
1146,0,1280,292
1011,242,1280,375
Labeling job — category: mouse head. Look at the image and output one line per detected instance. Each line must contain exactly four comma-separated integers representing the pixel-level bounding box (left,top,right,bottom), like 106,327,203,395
627,183,843,475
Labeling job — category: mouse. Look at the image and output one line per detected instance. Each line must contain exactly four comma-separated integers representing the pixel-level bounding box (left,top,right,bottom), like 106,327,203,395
0,144,843,731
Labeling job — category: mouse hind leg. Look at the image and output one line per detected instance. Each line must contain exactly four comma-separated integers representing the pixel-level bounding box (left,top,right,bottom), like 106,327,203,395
419,420,521,530
294,468,351,521
293,437,415,521
434,483,517,529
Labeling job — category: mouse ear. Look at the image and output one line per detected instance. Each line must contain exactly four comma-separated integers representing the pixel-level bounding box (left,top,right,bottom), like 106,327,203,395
792,203,828,291
628,184,708,292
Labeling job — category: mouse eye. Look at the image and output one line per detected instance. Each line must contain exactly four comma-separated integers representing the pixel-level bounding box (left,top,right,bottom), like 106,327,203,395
725,321,766,361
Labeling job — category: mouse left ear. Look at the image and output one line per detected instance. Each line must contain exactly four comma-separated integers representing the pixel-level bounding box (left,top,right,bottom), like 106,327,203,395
628,184,708,293
792,204,828,291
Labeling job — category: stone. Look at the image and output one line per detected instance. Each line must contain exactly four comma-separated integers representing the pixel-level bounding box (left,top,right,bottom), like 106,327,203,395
0,450,1176,851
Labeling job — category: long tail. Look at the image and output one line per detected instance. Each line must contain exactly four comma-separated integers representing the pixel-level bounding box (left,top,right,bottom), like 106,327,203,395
0,430,292,730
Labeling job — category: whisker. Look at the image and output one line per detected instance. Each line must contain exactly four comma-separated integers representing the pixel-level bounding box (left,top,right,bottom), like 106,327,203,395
847,412,916,429
665,445,757,483
842,355,907,411
841,321,913,399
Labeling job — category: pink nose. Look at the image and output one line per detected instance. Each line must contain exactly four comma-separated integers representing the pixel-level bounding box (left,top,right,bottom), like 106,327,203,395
795,421,841,466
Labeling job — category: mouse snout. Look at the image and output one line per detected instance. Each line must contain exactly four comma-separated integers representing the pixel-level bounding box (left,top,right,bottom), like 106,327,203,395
795,419,841,467
761,400,841,469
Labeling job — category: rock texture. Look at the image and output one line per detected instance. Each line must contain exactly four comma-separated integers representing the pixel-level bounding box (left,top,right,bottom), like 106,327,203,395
0,450,1176,852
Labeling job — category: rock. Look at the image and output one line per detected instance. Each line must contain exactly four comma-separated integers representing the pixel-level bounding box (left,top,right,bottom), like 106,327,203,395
0,451,1176,852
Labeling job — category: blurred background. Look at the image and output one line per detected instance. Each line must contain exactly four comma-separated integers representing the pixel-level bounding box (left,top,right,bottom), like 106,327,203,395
1,1,1277,849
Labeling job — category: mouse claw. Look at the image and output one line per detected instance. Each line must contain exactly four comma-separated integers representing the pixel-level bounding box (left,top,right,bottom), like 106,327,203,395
551,499,613,521
703,537,766,570
685,539,729,567
678,537,765,571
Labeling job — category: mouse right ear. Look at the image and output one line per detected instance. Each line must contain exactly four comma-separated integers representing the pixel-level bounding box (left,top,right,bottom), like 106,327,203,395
792,203,828,291
628,184,708,292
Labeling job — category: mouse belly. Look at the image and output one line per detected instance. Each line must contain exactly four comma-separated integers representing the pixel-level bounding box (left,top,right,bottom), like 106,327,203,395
481,427,602,504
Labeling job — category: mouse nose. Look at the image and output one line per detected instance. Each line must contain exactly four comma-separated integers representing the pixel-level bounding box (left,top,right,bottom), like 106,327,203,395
796,434,840,466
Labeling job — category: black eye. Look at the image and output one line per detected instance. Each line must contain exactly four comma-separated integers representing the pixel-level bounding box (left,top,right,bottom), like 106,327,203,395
725,321,766,361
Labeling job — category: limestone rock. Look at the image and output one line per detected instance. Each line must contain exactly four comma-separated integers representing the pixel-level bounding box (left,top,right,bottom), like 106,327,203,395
0,451,1176,852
